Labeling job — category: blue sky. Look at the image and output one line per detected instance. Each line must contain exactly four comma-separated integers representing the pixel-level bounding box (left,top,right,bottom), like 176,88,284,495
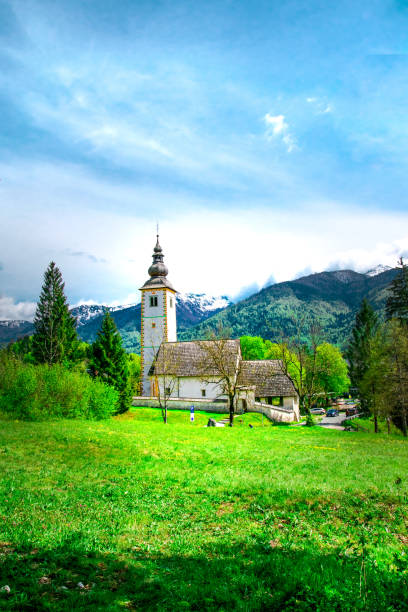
2,0,408,318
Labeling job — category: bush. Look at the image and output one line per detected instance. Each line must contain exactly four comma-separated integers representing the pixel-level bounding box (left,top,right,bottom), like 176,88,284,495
305,413,315,427
0,353,118,420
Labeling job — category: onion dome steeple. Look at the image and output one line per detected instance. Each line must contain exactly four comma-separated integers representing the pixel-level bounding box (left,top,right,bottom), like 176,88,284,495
140,233,176,291
148,234,168,278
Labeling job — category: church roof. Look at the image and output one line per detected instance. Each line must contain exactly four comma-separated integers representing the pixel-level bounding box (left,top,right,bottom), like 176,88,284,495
151,339,241,377
140,276,176,291
238,360,297,397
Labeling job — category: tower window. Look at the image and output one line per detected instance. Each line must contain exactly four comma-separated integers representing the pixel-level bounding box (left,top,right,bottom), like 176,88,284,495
170,297,173,308
150,296,158,307
201,389,206,397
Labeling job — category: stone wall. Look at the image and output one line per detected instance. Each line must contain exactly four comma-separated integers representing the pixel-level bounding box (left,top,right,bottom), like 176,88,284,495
252,402,298,423
132,396,299,422
133,396,229,414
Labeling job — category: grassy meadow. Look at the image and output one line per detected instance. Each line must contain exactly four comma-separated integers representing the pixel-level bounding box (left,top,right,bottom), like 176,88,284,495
1,408,408,610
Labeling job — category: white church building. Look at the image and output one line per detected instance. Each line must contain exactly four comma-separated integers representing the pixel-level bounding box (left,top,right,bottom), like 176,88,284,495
135,236,300,423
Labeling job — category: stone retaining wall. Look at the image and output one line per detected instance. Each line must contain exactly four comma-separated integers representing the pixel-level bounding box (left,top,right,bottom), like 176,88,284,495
132,397,299,422
132,396,229,413
252,402,297,423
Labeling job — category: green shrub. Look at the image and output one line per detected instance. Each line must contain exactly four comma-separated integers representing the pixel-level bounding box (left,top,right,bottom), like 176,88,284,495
0,352,118,420
305,413,315,427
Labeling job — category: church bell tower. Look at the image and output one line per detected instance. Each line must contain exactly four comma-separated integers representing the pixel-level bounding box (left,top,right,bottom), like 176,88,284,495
139,234,177,396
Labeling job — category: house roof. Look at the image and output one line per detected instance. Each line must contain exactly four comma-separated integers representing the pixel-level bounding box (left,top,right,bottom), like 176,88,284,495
152,339,241,377
238,360,297,397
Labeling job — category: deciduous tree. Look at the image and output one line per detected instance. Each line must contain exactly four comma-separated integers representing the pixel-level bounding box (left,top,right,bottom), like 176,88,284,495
198,325,242,426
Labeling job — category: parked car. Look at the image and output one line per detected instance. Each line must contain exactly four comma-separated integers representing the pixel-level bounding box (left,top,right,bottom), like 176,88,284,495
346,407,358,417
310,408,326,415
326,409,339,417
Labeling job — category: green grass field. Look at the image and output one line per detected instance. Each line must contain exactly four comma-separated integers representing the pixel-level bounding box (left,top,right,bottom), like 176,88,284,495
1,408,408,610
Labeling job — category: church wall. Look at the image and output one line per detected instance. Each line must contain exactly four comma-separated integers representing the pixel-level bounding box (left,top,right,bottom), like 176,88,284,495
141,288,167,395
177,377,223,399
156,375,224,400
165,290,177,342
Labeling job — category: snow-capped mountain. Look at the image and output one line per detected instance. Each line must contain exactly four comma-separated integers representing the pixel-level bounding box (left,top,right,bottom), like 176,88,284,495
177,293,232,312
70,303,138,326
70,294,232,329
0,320,34,345
365,264,392,277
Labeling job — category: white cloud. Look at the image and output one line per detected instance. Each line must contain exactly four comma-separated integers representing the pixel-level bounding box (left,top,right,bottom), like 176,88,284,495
2,159,408,308
264,113,297,152
0,297,37,321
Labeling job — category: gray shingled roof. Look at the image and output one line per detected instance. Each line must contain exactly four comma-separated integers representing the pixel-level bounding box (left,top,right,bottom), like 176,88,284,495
140,276,176,291
238,360,297,397
152,339,241,377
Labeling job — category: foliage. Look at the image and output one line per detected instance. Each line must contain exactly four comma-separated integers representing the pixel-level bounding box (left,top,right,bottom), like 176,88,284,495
360,320,408,436
386,257,408,323
241,334,349,410
89,312,132,414
346,298,379,413
0,411,407,610
127,353,141,395
264,341,302,388
7,334,35,363
315,342,350,397
0,352,118,420
305,413,315,427
32,261,79,365
181,268,398,349
240,335,268,360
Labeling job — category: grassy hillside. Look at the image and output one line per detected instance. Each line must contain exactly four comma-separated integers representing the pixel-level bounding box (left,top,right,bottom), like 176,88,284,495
0,409,407,610
181,269,398,347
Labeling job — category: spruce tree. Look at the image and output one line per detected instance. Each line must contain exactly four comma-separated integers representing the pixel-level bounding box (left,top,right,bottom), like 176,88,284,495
346,298,378,412
89,312,131,414
32,262,78,365
386,257,408,323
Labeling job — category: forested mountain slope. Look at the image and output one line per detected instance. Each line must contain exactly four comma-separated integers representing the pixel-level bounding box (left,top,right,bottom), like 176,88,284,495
180,268,398,347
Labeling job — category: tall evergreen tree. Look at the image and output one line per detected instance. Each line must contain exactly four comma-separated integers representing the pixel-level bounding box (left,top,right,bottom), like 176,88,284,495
32,262,78,365
89,312,131,414
386,257,408,323
346,298,378,412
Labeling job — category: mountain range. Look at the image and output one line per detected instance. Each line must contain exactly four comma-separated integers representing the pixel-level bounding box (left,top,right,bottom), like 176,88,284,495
0,266,398,352
0,293,233,353
179,267,398,348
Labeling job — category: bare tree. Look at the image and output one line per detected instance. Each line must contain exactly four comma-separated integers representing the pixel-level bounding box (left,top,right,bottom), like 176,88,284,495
150,342,180,424
269,315,324,414
197,326,242,427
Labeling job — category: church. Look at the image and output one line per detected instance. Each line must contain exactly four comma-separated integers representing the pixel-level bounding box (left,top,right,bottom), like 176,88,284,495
135,235,300,423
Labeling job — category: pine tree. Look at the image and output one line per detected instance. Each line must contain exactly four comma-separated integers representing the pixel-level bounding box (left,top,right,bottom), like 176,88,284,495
32,262,78,365
386,257,408,323
346,298,378,413
89,312,131,414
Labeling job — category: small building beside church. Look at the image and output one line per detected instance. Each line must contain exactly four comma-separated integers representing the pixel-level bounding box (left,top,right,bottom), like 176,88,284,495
136,236,299,423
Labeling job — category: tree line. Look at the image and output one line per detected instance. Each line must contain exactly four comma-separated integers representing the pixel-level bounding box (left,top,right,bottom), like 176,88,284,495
2,261,140,419
347,257,408,436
